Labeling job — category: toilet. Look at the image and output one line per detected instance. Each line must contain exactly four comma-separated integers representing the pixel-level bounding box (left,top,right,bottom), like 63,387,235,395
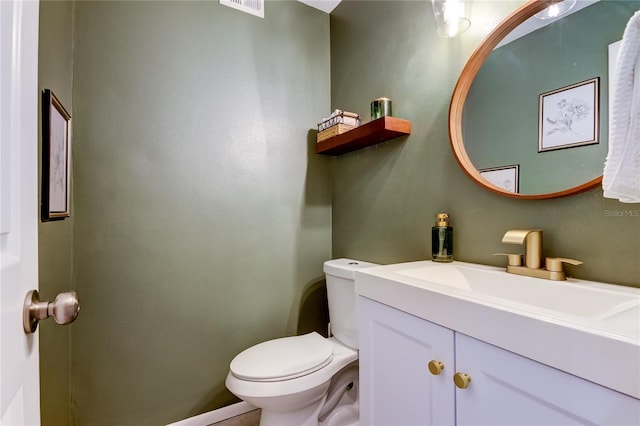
225,258,377,426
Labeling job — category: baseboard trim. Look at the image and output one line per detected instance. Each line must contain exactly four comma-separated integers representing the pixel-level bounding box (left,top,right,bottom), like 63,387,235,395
166,401,257,426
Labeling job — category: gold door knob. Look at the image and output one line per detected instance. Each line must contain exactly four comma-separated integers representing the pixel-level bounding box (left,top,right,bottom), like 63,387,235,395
453,372,471,389
428,360,444,375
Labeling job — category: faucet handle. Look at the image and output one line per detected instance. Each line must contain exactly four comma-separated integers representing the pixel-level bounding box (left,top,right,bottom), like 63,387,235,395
494,253,523,267
501,229,543,269
545,257,583,272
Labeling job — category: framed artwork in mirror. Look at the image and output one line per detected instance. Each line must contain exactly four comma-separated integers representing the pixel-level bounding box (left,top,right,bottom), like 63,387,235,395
479,165,519,194
41,89,71,221
538,77,599,152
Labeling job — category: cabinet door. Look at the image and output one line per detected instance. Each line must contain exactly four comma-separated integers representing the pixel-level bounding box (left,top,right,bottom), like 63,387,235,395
359,297,455,426
455,333,640,426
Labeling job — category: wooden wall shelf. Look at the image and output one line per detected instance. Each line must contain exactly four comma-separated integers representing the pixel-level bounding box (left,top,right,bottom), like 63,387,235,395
316,116,411,155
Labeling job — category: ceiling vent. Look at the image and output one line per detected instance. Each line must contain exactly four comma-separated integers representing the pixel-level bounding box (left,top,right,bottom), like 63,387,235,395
219,0,264,18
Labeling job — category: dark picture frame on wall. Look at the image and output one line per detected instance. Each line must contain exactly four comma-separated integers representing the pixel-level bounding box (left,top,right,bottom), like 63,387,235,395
41,89,71,221
479,164,520,194
538,77,599,152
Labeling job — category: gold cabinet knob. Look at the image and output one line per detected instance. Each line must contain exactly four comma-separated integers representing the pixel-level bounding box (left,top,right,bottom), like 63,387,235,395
428,360,444,375
453,372,471,389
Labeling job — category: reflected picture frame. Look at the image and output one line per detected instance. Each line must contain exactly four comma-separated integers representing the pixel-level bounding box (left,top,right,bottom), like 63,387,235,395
41,89,71,221
538,77,599,152
479,165,520,194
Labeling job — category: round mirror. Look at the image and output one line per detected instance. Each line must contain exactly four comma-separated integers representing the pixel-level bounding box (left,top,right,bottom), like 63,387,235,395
449,0,635,199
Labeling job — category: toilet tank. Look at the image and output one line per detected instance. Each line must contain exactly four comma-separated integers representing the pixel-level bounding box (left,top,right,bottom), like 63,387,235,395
323,258,378,349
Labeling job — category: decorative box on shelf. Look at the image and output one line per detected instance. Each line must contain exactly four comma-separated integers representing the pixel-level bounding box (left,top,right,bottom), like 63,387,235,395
318,110,360,132
317,123,358,142
315,116,411,156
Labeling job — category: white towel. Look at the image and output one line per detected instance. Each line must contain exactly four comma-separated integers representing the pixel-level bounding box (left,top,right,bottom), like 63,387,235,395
603,11,640,203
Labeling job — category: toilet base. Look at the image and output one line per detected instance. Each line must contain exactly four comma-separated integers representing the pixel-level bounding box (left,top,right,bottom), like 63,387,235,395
319,404,358,426
319,364,359,426
258,363,359,426
258,386,359,426
259,395,326,426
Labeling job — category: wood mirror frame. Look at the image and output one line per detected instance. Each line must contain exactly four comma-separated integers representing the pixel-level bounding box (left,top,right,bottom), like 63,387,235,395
448,0,603,200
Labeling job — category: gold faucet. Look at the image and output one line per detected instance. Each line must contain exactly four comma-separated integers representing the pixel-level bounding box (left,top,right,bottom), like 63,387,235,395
497,229,582,281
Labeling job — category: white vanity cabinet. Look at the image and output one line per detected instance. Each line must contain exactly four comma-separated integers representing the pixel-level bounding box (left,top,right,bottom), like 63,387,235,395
358,295,456,425
359,296,640,426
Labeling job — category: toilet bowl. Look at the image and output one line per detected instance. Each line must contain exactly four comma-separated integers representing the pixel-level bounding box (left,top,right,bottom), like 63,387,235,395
225,258,377,426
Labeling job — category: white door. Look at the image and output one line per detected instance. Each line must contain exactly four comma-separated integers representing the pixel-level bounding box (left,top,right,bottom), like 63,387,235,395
0,0,41,425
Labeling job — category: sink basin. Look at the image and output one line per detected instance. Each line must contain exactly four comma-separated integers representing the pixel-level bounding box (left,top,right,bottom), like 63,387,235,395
395,262,640,320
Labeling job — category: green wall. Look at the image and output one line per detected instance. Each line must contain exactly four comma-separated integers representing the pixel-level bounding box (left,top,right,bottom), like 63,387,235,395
465,1,638,194
39,0,331,425
330,0,639,287
38,1,74,425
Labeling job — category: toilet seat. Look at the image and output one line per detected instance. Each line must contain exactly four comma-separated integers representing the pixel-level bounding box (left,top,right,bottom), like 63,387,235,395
230,332,334,382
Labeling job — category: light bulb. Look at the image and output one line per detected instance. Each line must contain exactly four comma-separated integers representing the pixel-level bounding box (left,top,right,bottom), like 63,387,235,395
534,0,577,20
432,0,470,38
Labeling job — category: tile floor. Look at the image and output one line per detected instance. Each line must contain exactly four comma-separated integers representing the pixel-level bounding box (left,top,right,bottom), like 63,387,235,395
210,409,261,426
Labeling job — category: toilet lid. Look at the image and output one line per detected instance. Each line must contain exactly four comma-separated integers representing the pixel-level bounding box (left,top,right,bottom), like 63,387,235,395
230,332,334,382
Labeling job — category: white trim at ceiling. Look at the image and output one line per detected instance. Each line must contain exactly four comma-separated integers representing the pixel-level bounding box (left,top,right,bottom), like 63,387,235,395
298,0,341,14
